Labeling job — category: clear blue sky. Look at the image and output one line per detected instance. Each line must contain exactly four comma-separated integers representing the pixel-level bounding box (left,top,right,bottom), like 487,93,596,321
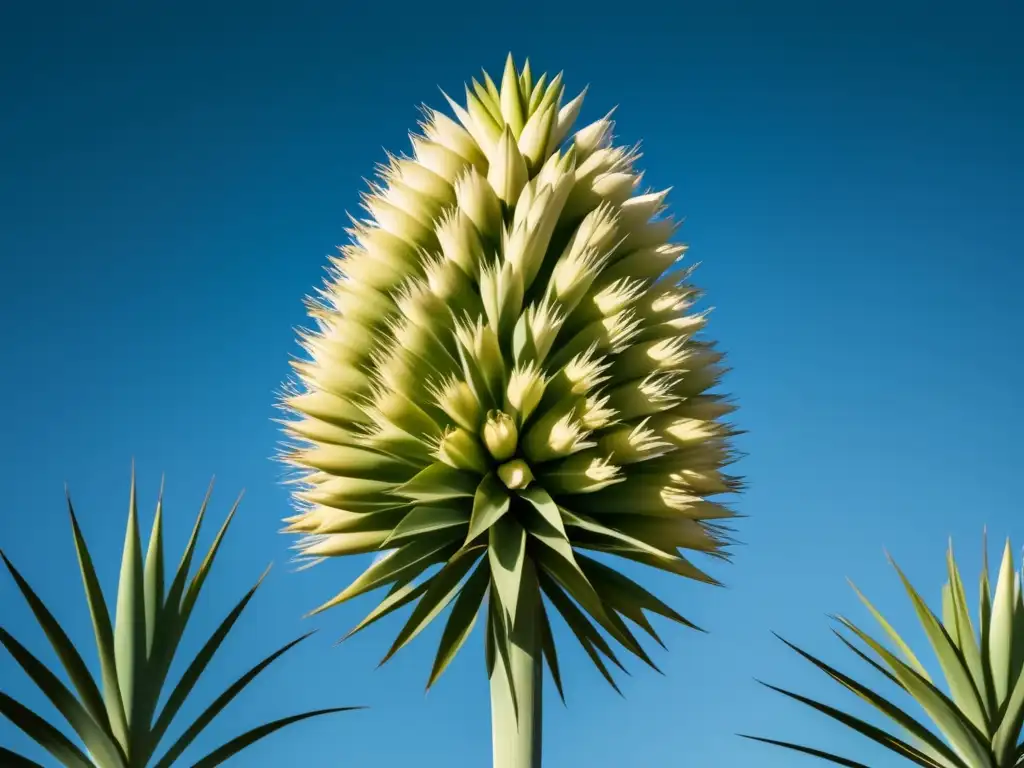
1,1,1021,765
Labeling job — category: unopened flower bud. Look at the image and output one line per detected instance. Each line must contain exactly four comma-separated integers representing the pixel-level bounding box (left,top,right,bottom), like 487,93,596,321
483,410,518,461
498,459,534,490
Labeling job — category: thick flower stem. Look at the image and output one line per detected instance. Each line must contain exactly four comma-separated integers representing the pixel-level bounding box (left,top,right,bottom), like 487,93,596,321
490,569,543,768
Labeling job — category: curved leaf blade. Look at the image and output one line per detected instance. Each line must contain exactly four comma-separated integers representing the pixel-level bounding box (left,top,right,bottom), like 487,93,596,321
152,632,317,768
0,628,126,767
149,566,270,748
0,551,110,734
380,546,483,665
739,734,878,768
189,707,362,768
0,692,94,768
67,493,130,751
113,472,147,755
428,558,491,688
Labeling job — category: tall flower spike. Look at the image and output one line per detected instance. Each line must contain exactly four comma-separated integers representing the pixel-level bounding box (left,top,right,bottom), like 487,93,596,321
279,56,741,768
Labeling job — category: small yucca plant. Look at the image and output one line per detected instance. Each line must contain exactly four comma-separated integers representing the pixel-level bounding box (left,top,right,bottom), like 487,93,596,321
0,472,357,767
280,54,741,766
744,536,1024,767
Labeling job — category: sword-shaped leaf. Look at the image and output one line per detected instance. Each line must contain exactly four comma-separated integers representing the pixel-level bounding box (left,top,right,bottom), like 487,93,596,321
396,463,480,502
0,551,110,734
888,557,988,731
189,707,363,768
149,566,271,748
381,546,484,664
489,516,527,625
775,634,966,768
993,662,1024,763
113,472,147,757
538,602,565,703
67,494,130,751
754,681,953,766
739,735,884,768
466,473,510,543
2,476,356,766
755,535,1024,768
0,693,94,768
837,616,992,765
538,571,624,689
310,533,463,614
428,558,491,688
991,541,1017,705
343,577,433,642
142,480,165,659
946,543,990,714
0,746,42,767
489,590,518,717
152,632,317,768
385,504,471,546
0,628,126,767
533,539,657,671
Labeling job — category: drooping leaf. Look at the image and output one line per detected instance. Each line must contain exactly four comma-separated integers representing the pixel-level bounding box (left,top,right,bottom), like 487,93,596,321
381,546,484,664
538,602,565,703
576,552,700,633
310,533,463,614
488,590,518,717
428,558,491,687
538,571,624,686
343,577,433,642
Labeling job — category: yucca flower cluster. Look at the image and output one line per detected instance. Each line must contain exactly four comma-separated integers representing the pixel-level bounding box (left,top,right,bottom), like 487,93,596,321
279,54,740,763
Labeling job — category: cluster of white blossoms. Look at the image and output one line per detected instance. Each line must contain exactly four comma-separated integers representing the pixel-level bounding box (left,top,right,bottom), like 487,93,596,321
280,55,741,690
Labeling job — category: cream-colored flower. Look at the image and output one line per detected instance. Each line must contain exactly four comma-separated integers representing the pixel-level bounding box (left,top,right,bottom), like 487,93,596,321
279,55,742,765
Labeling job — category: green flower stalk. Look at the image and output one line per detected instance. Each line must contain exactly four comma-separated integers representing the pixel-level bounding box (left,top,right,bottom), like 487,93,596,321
0,471,357,766
280,54,741,767
745,535,1024,767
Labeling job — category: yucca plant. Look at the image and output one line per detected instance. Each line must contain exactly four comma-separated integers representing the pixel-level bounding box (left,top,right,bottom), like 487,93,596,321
0,473,357,767
744,536,1024,767
279,54,741,767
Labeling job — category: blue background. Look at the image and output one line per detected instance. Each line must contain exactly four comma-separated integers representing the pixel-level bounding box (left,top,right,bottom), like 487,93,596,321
2,0,1022,765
